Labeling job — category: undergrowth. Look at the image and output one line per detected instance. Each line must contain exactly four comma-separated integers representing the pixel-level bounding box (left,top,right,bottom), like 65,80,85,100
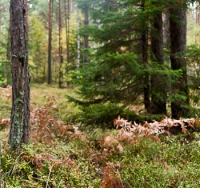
1,84,200,187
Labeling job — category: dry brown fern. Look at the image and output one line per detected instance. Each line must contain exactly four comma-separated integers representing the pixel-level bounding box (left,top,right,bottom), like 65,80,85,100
101,163,125,188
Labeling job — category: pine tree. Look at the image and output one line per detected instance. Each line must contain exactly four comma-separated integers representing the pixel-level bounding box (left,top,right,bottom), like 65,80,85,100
9,0,30,151
58,0,63,88
48,0,53,84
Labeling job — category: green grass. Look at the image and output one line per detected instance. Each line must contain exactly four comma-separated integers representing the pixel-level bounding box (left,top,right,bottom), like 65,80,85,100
0,98,11,118
1,84,200,187
30,83,80,123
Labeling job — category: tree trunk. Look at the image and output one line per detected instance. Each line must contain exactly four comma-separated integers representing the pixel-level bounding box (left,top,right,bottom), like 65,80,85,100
64,0,70,79
64,0,68,61
163,9,170,56
9,0,30,152
67,0,70,63
170,5,189,118
141,1,150,113
142,33,150,113
48,0,53,84
150,11,166,114
58,0,63,88
83,9,89,63
77,8,81,70
0,0,2,42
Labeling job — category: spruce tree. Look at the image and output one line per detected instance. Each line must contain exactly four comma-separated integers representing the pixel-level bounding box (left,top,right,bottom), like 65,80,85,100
71,0,189,124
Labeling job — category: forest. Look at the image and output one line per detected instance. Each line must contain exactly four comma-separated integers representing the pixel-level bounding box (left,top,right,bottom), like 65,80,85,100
1,0,200,187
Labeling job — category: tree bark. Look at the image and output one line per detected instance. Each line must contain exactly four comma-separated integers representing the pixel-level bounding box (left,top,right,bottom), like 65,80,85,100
141,1,150,113
77,8,81,71
150,11,166,114
163,9,170,54
170,5,189,118
64,0,70,78
83,9,89,63
67,0,70,63
48,0,53,84
58,0,63,88
9,0,30,152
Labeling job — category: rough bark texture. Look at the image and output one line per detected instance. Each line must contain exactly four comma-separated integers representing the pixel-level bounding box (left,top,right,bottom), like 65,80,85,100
64,0,70,81
151,11,166,114
170,6,189,118
9,0,30,152
58,0,63,88
48,0,53,84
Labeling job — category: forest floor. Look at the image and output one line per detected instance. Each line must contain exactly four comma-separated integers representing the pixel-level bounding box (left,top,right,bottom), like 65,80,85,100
1,84,200,187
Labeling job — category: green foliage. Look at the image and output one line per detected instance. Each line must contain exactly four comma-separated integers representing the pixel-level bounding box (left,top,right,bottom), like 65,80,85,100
74,53,144,104
186,44,200,106
0,32,10,86
78,103,127,127
0,1,11,86
67,99,164,127
69,0,196,123
28,15,48,83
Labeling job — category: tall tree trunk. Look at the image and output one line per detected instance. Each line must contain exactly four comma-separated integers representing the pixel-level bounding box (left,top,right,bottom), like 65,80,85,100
142,32,150,113
58,0,63,88
0,0,2,42
9,0,30,152
150,11,166,114
163,9,170,54
83,9,89,63
48,0,53,84
64,0,68,61
77,8,80,71
64,0,70,76
141,1,150,113
170,5,189,118
67,0,70,63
